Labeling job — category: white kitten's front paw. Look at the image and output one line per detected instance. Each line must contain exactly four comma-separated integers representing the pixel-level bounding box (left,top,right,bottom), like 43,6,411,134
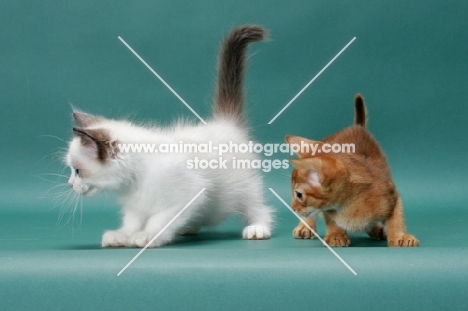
242,225,271,240
129,232,151,248
102,230,127,247
129,232,162,248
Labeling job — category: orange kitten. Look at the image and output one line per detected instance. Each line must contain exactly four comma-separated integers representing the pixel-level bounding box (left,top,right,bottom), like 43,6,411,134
286,95,419,247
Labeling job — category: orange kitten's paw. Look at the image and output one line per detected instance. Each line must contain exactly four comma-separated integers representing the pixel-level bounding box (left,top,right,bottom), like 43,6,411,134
367,224,387,241
388,233,419,247
324,233,350,247
293,223,316,239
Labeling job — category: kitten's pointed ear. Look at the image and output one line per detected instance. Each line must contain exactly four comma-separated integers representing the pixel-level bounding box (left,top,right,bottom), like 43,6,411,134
307,170,320,187
285,135,324,158
72,111,102,128
303,156,345,187
72,127,117,161
289,158,322,187
73,127,98,147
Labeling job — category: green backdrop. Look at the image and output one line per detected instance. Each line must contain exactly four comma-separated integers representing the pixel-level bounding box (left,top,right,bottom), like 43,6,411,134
1,1,467,310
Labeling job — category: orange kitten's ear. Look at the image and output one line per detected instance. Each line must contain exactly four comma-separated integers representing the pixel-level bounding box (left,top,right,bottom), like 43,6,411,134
289,158,321,187
285,135,324,158
300,156,368,185
302,156,345,186
306,169,321,187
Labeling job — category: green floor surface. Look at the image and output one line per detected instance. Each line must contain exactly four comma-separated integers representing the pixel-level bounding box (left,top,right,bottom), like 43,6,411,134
1,194,467,310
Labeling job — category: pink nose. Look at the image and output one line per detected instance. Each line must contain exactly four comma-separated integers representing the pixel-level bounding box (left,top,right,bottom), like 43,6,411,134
68,182,73,187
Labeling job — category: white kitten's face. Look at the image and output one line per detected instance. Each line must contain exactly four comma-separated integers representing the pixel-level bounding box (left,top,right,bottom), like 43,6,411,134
66,137,122,196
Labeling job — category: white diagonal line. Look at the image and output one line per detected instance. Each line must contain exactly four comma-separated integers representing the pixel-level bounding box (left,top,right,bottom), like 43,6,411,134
268,37,356,124
118,36,207,124
117,188,206,276
269,188,357,276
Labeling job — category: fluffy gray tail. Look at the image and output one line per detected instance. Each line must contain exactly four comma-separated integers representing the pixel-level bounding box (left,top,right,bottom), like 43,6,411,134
213,25,266,121
354,94,367,127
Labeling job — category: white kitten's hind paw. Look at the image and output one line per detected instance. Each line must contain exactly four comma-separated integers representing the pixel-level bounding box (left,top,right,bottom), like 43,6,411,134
102,231,126,247
242,225,271,240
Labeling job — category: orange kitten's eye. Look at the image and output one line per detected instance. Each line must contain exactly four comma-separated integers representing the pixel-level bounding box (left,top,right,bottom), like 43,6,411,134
295,191,303,201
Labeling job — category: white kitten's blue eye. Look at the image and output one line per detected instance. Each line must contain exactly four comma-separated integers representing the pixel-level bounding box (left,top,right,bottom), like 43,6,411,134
75,168,80,176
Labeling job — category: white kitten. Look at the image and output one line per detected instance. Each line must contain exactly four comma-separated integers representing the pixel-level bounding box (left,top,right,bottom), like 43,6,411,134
65,26,274,248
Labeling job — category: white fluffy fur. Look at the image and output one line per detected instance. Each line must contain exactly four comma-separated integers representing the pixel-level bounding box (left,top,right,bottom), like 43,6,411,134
66,116,273,247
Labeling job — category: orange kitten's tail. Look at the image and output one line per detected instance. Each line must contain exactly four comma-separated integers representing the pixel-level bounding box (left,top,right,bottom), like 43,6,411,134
213,25,266,122
354,94,367,127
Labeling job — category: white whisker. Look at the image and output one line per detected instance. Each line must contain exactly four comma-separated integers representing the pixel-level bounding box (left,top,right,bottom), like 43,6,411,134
39,173,69,178
39,134,68,144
